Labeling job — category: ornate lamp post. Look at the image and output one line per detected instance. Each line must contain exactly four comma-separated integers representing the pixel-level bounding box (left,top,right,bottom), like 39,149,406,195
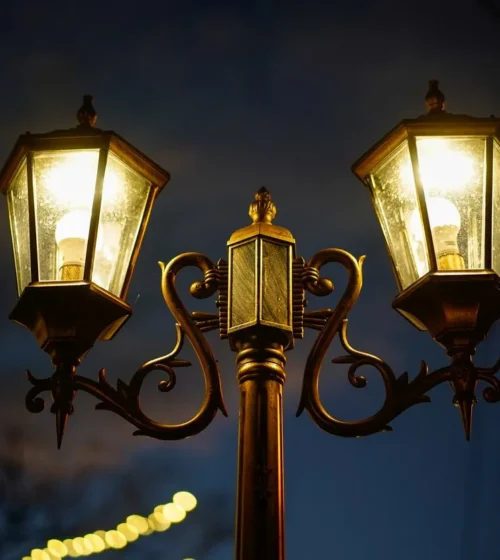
2,84,500,560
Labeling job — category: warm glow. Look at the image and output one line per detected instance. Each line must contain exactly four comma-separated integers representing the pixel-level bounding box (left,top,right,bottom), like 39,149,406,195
47,539,68,558
163,502,187,523
417,138,475,192
173,491,198,512
117,522,139,542
24,491,197,558
104,530,127,549
43,151,119,208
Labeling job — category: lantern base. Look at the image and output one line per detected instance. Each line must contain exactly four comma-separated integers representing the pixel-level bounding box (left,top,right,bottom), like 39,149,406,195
393,271,500,356
10,281,131,364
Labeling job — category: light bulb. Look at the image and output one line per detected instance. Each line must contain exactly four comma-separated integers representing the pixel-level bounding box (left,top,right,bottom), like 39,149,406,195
409,196,464,271
55,210,91,280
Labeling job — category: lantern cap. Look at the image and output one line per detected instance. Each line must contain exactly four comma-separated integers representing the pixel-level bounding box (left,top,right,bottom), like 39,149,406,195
77,95,97,128
425,80,446,114
228,188,295,245
249,187,277,224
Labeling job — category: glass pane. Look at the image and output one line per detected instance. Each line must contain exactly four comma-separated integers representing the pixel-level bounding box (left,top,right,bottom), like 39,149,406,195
417,137,486,271
493,140,500,274
370,141,429,290
33,150,99,281
92,153,151,295
261,240,290,327
7,160,31,294
230,240,257,329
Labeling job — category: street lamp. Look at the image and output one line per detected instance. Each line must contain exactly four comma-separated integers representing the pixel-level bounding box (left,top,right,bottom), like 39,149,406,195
1,84,500,560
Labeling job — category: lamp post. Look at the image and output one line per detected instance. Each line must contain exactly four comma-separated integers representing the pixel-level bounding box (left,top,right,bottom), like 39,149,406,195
2,84,500,560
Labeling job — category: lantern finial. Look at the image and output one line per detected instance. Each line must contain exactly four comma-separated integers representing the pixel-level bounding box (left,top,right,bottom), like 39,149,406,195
249,187,276,224
425,80,446,114
77,95,97,127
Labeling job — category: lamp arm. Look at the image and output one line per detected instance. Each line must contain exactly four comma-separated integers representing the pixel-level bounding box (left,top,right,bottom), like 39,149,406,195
296,248,453,437
26,252,227,442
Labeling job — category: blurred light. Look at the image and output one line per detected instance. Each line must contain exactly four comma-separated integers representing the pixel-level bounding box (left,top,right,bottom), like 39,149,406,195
85,534,105,553
30,550,50,560
104,530,127,549
163,502,186,523
47,539,68,558
117,522,139,542
24,490,197,557
126,514,149,534
173,491,197,512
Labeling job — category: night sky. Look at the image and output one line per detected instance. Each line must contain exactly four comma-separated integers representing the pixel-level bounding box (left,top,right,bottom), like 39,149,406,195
2,1,500,558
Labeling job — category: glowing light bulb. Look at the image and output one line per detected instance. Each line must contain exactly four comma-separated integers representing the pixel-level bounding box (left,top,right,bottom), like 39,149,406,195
55,210,91,280
409,196,464,271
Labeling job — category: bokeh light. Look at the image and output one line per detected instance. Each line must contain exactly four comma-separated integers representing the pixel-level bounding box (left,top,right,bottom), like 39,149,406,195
24,491,197,558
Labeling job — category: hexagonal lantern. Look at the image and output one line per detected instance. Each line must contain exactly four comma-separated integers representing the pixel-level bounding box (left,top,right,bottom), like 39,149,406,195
227,187,295,350
352,81,500,356
0,96,170,363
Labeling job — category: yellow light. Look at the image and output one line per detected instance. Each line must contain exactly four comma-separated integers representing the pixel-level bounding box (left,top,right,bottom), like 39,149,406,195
117,522,140,542
71,538,92,556
47,539,68,558
43,151,119,207
126,514,149,535
30,550,50,560
62,540,79,558
173,491,197,512
416,138,474,193
84,533,105,553
148,511,171,532
105,530,127,549
163,502,186,523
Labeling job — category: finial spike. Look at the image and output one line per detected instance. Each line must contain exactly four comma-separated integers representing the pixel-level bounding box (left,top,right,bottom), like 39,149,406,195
455,398,474,441
249,186,277,224
55,408,69,449
425,80,446,114
77,94,97,127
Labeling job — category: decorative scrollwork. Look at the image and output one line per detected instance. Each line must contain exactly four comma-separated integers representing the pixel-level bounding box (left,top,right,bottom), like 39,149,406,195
296,248,454,437
26,252,228,444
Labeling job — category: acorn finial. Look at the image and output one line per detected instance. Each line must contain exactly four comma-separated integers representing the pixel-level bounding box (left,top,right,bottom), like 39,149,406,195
249,187,277,224
77,95,97,127
425,80,446,114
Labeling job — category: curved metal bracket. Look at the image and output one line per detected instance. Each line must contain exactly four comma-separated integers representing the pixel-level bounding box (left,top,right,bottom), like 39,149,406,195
26,252,227,446
296,248,500,438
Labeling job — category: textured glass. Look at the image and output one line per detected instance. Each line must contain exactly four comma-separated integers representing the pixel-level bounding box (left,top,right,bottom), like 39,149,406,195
492,141,500,274
417,137,486,271
261,240,290,327
7,160,31,294
92,153,151,295
230,240,257,329
33,150,99,282
370,141,429,290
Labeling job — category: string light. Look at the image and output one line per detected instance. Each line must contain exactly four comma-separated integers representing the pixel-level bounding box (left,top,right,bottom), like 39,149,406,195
23,491,197,559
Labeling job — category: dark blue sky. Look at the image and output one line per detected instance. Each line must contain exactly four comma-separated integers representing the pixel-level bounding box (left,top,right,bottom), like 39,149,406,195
2,0,500,558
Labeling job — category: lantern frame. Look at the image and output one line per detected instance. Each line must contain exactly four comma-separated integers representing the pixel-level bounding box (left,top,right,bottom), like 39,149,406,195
352,93,500,356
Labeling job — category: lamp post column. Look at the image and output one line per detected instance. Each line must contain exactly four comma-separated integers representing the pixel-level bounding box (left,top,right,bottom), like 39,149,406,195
234,336,286,560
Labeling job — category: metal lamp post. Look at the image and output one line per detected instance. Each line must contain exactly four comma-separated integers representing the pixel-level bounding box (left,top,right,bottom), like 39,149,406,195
2,84,500,560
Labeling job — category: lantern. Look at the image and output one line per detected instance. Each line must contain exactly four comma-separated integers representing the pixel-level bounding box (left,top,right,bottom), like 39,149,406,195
0,96,170,363
227,187,295,349
352,81,500,356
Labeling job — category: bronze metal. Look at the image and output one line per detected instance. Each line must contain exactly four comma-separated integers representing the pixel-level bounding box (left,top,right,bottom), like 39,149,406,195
25,254,227,445
234,336,286,560
484,136,494,269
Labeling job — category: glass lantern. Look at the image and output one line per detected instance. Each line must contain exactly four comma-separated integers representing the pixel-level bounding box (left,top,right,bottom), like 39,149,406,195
352,81,500,353
0,96,170,361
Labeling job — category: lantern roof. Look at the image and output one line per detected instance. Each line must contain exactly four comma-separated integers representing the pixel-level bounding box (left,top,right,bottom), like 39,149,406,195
0,96,170,194
352,83,500,184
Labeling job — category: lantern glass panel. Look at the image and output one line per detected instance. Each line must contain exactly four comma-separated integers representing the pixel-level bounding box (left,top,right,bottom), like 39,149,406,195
7,160,31,294
33,150,99,282
229,240,257,330
92,153,151,296
370,141,429,290
261,240,290,327
492,140,500,274
416,137,486,271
